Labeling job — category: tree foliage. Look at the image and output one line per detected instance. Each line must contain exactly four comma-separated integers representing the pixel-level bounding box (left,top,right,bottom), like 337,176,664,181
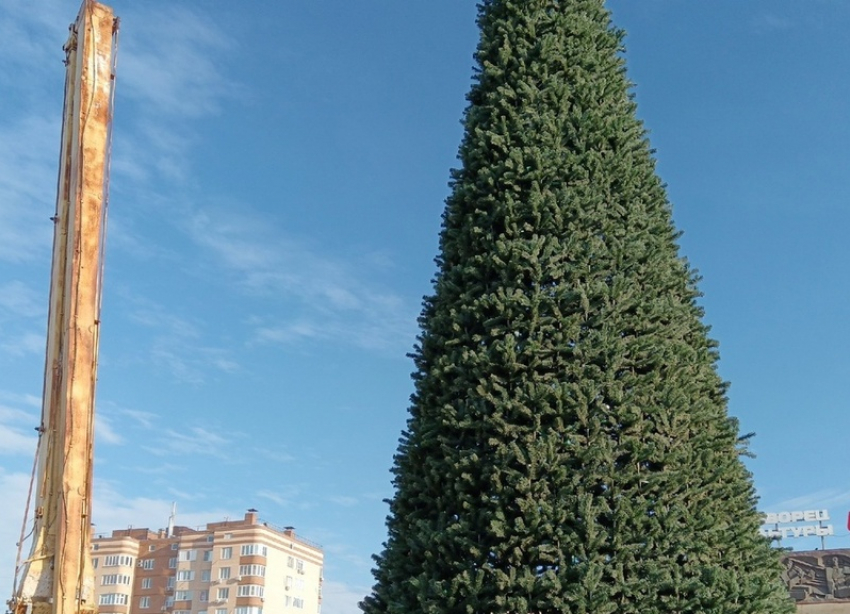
362,1,793,613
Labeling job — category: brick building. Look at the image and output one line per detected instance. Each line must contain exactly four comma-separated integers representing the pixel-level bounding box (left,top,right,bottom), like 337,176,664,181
91,510,323,614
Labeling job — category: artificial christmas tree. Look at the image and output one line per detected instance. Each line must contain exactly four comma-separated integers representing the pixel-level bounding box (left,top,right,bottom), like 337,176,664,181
362,2,793,613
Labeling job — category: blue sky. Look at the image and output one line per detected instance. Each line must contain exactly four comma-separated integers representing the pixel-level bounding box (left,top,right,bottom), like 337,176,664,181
1,1,848,613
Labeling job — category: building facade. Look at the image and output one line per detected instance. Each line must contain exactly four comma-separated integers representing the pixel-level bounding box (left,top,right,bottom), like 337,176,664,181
91,510,323,614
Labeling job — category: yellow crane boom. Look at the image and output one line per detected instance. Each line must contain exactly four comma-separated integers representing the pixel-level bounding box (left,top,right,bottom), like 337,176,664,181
9,2,118,614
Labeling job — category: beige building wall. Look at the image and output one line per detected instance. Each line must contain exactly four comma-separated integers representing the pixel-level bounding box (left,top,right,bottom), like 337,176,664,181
92,535,141,614
92,511,323,614
796,604,850,614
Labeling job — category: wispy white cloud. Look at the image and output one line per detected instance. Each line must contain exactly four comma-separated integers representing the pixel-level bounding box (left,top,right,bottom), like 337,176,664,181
752,13,793,32
108,216,182,264
133,462,184,476
0,397,38,456
256,485,312,510
119,293,238,384
0,0,70,87
95,411,124,445
4,0,413,365
150,426,233,458
109,4,238,189
185,206,416,353
92,402,157,446
128,297,200,339
0,424,37,456
0,0,241,384
208,353,239,373
0,404,35,423
751,5,842,35
0,114,59,264
0,391,40,409
0,0,65,264
327,495,359,508
148,343,239,385
255,448,295,464
320,539,374,571
0,331,44,357
321,580,370,614
119,6,237,120
149,347,201,384
257,489,290,507
254,322,322,344
117,407,158,429
166,487,206,502
0,281,44,318
767,488,850,513
91,479,237,536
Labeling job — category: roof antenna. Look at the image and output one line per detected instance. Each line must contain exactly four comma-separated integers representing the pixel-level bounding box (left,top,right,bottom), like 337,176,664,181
166,502,177,538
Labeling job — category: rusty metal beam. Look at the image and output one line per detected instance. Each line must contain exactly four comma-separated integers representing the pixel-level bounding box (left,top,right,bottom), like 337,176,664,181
10,3,118,614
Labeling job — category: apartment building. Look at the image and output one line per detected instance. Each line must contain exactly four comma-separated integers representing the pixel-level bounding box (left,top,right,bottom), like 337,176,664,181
91,510,323,614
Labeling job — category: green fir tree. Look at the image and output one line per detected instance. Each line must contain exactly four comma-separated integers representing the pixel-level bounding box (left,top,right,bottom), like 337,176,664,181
362,1,793,613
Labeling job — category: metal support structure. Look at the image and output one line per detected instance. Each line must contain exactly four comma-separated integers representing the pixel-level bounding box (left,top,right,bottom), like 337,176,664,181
9,2,118,614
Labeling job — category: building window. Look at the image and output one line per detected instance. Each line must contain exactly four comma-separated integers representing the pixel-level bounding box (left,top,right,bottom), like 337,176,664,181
99,594,129,606
175,590,193,601
178,549,197,562
203,550,213,562
165,597,174,607
223,533,232,540
141,578,152,590
103,555,134,567
295,558,305,574
239,544,267,557
235,608,262,614
237,585,264,598
287,556,294,568
176,570,195,582
216,609,227,614
220,547,232,560
219,567,231,580
167,577,175,590
216,588,229,601
169,557,178,569
285,596,292,607
285,576,293,590
206,534,214,542
173,611,191,614
201,570,211,582
141,559,155,570
139,597,150,609
149,545,156,552
171,543,179,550
101,574,131,586
92,558,98,569
238,564,265,578
199,590,209,603
293,598,304,609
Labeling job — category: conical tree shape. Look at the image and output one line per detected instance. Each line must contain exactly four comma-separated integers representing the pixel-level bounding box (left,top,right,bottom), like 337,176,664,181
362,2,793,613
